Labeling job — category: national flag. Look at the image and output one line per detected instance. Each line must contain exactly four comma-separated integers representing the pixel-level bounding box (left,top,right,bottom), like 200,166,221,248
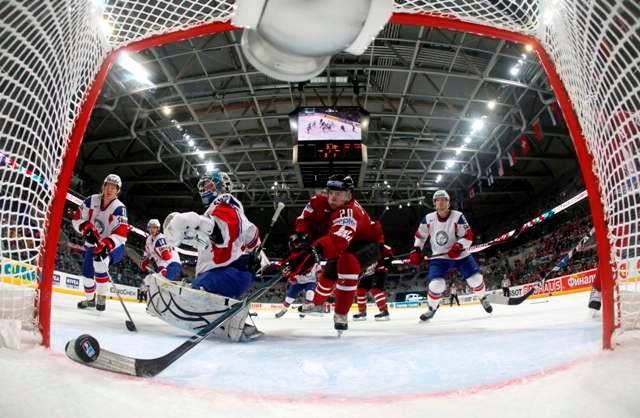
519,134,530,155
532,120,543,143
497,158,505,176
507,147,516,167
486,167,494,186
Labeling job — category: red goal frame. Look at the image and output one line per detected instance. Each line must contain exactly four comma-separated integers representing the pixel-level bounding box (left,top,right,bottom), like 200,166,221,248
39,14,615,349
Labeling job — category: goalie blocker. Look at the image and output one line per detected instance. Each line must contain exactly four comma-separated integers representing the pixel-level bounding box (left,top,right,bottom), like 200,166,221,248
145,274,262,342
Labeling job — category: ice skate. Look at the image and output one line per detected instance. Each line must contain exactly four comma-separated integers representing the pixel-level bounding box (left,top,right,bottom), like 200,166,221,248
298,302,324,316
96,294,106,312
353,310,367,321
274,308,287,318
374,310,390,321
334,313,348,337
588,289,602,310
240,323,264,342
480,296,493,314
419,305,438,322
77,295,96,309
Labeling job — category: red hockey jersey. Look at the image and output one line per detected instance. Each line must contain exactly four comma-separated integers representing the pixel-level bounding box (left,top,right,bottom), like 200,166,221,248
295,193,379,259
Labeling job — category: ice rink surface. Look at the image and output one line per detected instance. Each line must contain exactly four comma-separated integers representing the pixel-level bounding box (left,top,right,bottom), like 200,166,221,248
2,291,640,418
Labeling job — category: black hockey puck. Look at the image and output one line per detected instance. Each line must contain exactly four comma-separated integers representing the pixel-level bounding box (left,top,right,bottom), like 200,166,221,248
74,334,100,362
125,320,137,332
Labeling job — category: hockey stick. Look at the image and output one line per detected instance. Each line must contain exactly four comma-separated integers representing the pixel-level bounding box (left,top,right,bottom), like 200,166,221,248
98,257,138,332
65,259,293,377
485,229,594,306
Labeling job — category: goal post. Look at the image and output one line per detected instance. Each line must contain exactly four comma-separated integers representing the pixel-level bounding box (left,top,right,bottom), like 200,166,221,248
1,1,637,351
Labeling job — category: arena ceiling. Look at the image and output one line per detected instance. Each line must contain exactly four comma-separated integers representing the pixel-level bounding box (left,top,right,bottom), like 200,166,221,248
76,22,579,229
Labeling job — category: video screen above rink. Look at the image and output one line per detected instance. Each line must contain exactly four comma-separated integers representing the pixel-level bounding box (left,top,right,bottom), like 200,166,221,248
290,106,370,142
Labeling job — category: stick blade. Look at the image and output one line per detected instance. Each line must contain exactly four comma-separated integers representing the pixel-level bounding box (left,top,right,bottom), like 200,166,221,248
65,338,138,376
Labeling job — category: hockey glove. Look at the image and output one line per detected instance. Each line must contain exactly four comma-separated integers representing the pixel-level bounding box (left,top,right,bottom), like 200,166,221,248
140,257,151,272
447,242,464,259
79,221,100,246
409,247,423,266
93,238,115,260
288,232,311,252
284,246,321,282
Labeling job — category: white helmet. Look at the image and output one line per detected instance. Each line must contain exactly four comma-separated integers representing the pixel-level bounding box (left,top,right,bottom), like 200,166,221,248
103,173,122,190
433,189,450,202
147,219,161,229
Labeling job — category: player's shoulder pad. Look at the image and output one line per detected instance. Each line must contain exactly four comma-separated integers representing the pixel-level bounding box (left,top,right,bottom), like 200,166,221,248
212,193,242,210
112,201,127,217
422,212,436,224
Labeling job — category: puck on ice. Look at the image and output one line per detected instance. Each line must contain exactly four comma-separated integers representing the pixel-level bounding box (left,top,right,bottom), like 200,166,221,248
74,334,100,362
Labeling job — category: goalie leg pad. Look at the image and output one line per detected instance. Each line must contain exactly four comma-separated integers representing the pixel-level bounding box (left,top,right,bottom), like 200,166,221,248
146,274,257,342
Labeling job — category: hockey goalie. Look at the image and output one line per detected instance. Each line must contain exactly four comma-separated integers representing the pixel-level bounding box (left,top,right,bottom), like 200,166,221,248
145,171,265,342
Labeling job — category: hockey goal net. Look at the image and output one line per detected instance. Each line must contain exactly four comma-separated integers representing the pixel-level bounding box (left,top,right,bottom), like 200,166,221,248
0,1,638,348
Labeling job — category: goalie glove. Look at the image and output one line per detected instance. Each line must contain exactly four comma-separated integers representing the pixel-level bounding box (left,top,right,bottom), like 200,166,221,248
164,211,214,249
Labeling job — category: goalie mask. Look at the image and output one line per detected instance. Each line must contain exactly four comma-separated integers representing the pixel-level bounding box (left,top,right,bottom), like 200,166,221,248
198,171,233,205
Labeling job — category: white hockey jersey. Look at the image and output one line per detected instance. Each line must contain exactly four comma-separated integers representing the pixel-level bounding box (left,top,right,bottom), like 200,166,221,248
196,193,260,275
144,233,181,268
413,210,473,260
72,194,129,249
294,263,320,285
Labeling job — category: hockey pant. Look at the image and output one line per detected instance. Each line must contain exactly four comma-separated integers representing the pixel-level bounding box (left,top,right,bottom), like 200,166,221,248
284,282,316,307
426,256,485,310
191,264,254,299
145,274,256,342
81,245,125,300
312,241,381,316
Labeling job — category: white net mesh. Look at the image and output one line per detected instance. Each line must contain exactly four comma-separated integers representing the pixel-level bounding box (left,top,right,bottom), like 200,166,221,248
0,0,638,342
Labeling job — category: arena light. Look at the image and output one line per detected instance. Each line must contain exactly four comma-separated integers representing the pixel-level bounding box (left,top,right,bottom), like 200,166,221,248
436,174,442,183
510,65,521,76
445,160,455,169
464,136,471,144
205,162,214,173
117,51,153,85
471,118,485,132
234,0,393,82
487,99,496,110
187,139,194,147
161,105,172,116
524,44,533,52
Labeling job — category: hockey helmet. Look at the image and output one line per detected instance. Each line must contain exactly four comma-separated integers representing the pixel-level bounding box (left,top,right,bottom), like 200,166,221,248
198,171,233,205
103,173,122,189
147,219,161,230
432,189,450,202
326,174,355,191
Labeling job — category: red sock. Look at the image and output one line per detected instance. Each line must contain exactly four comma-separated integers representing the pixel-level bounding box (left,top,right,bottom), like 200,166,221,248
334,252,360,316
356,288,367,312
371,287,388,312
312,272,336,305
592,272,601,292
